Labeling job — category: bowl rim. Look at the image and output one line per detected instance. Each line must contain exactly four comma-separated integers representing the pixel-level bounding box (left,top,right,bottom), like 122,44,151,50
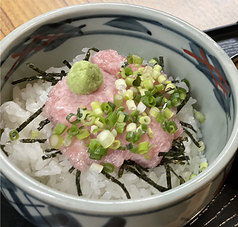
1,2,238,216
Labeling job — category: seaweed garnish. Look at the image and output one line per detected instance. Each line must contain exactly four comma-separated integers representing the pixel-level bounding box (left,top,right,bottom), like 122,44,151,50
37,119,50,131
177,91,190,113
182,128,201,148
164,164,172,189
42,150,61,160
180,121,197,133
20,138,47,143
68,166,75,173
63,60,72,69
101,169,131,199
76,170,83,196
11,63,66,86
12,105,45,138
0,145,8,156
124,163,168,192
83,47,100,61
168,165,185,184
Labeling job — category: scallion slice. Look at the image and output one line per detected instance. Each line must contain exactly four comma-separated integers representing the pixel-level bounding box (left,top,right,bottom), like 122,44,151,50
103,163,115,173
9,130,19,141
49,134,64,149
54,123,67,135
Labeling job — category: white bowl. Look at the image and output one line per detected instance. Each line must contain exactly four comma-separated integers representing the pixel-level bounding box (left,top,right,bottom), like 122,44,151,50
1,3,238,227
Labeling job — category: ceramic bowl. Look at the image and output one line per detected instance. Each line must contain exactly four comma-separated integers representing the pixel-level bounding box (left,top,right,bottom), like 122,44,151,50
1,3,238,227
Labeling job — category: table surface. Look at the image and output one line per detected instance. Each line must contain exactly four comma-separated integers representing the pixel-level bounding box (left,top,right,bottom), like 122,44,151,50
1,1,238,227
1,0,238,41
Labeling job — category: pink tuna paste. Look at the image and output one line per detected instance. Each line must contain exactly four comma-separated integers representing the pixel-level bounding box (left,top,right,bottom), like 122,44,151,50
43,49,183,172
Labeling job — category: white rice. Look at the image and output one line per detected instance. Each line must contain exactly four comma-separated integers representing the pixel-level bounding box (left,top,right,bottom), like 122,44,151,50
0,52,206,200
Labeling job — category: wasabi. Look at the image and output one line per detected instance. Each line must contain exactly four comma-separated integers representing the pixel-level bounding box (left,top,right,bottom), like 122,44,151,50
67,60,104,95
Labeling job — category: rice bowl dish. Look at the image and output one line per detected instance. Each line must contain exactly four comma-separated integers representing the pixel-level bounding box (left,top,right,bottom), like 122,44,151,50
1,3,238,227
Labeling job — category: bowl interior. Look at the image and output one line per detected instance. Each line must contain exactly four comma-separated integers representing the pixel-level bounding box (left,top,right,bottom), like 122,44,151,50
1,3,238,211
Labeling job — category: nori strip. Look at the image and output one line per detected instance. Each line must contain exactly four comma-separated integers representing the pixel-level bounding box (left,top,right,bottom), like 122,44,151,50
15,104,45,133
20,138,47,143
26,62,47,76
37,119,50,131
68,166,75,173
11,75,39,85
0,145,8,156
83,47,100,61
168,165,185,184
180,121,197,133
63,60,72,69
101,169,131,199
164,164,172,189
118,163,125,178
42,151,61,160
182,127,201,148
177,92,190,113
125,164,168,192
76,170,83,196
45,148,59,153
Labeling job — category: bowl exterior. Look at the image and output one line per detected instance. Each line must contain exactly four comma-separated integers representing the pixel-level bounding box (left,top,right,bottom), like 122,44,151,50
1,3,238,227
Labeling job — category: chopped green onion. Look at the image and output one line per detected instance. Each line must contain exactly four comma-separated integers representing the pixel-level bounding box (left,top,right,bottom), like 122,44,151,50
103,163,115,173
109,140,121,149
114,94,123,107
116,122,126,134
54,123,67,135
189,173,197,180
105,112,118,128
163,107,174,120
117,113,125,123
115,79,127,90
49,134,64,149
138,141,150,154
67,125,79,137
90,163,103,173
97,130,115,148
31,130,40,139
123,89,134,100
89,139,101,150
143,78,154,90
64,134,73,147
91,101,103,116
126,123,137,132
142,95,156,107
166,120,178,134
125,67,133,76
197,141,205,152
154,64,162,73
81,111,95,126
133,75,142,87
94,147,108,155
126,143,138,153
148,128,154,139
66,113,81,125
89,153,102,160
126,100,136,111
194,110,206,123
137,101,146,113
199,162,208,173
165,83,176,94
134,94,141,103
125,77,135,86
126,131,136,142
9,130,19,141
76,129,90,140
158,74,166,84
149,106,160,118
139,116,151,125
134,129,142,143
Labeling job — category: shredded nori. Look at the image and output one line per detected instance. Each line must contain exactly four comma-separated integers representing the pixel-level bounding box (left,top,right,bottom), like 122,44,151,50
177,91,190,113
20,138,47,143
101,169,131,199
68,166,75,173
44,148,59,153
125,164,168,192
164,164,172,189
37,119,50,131
76,170,83,196
63,60,72,69
180,121,197,133
15,105,45,134
83,47,100,61
168,165,185,184
0,145,8,156
11,63,66,85
182,128,201,148
42,151,61,160
118,163,125,178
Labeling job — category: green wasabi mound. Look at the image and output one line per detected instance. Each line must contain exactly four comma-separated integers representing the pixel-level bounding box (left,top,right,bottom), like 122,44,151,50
66,60,104,95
